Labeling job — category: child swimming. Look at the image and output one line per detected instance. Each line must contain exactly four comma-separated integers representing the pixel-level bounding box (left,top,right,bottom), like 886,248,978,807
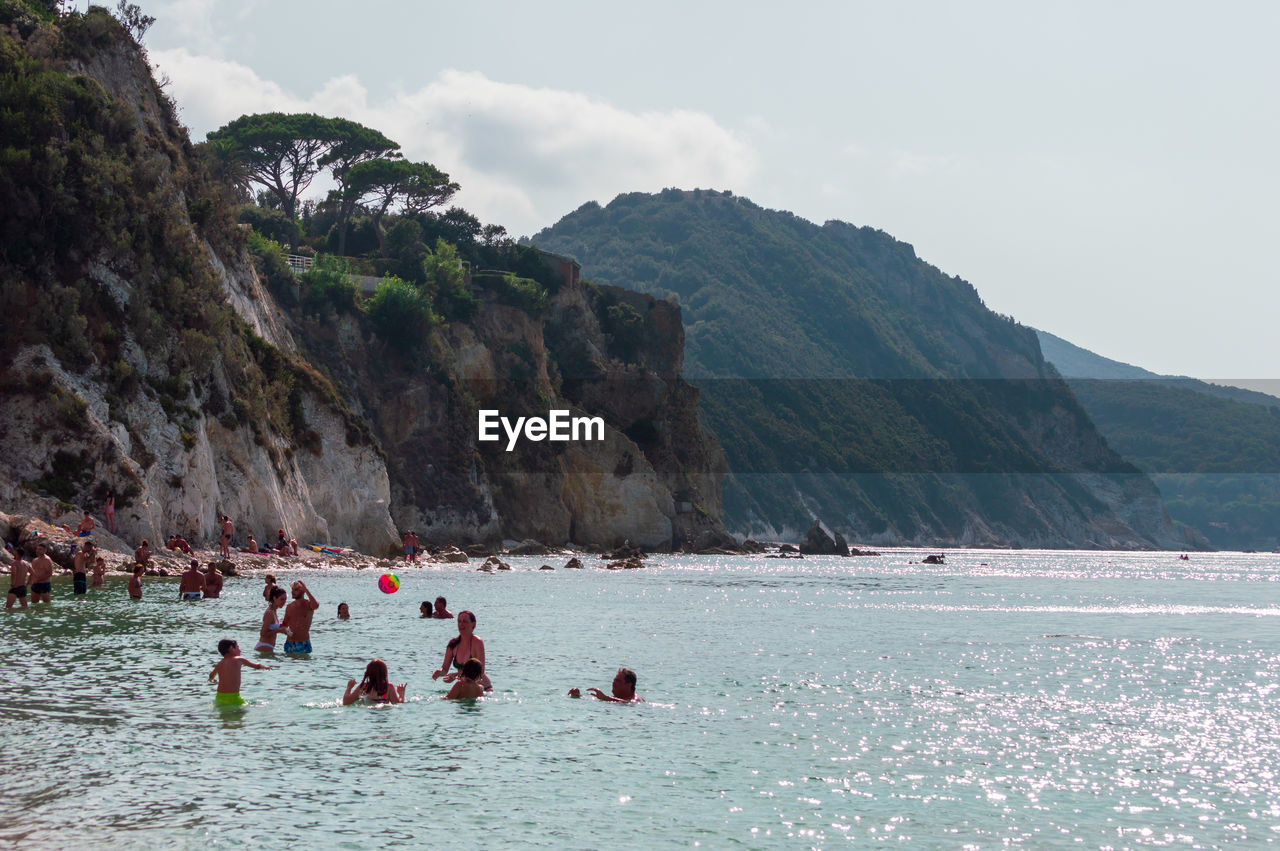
342,659,405,705
444,658,486,700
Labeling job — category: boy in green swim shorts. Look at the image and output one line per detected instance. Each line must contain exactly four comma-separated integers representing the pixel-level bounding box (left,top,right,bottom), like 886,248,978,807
210,639,272,705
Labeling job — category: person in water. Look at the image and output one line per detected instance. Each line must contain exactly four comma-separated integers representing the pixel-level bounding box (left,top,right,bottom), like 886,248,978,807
29,543,53,604
127,564,143,599
91,556,106,588
72,540,93,595
337,602,350,620
255,586,289,652
569,668,643,703
203,563,223,598
178,560,204,600
262,574,277,602
342,659,405,705
431,610,491,689
433,596,452,619
210,639,271,706
281,580,319,653
444,658,486,700
6,548,29,609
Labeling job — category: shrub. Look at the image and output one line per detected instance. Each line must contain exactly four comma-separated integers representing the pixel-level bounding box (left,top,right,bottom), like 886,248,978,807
367,275,439,350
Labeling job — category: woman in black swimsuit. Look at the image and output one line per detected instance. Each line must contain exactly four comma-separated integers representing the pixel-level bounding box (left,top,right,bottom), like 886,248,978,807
431,610,491,689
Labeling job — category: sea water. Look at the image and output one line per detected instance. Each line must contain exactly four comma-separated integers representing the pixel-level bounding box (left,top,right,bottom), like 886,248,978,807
2,549,1278,848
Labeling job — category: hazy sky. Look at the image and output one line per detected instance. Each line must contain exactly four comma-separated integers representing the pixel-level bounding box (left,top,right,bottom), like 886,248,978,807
133,0,1278,380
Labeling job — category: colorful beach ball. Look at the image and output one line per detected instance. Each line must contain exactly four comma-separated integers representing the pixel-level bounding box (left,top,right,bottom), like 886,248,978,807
377,573,400,594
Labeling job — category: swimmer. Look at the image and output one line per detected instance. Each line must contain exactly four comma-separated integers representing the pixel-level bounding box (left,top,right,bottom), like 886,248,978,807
262,574,277,602
342,659,405,705
210,638,271,706
91,556,106,588
281,580,319,653
433,596,452,619
255,586,289,652
444,658,486,700
431,610,491,689
6,548,29,609
419,600,432,618
203,563,223,598
127,564,143,599
569,667,643,703
337,602,350,620
178,560,204,600
29,543,53,604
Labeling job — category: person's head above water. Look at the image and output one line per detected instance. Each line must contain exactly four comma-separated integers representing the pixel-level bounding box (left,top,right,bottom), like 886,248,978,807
218,639,238,656
461,658,483,681
337,602,350,619
613,668,637,698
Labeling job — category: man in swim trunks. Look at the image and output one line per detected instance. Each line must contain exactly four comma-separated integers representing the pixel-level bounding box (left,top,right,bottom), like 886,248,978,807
203,563,223,598
75,512,95,537
210,638,271,705
569,667,644,703
256,586,289,651
281,580,319,653
402,530,415,562
178,560,204,600
72,540,93,595
29,543,53,604
219,515,233,558
6,548,29,609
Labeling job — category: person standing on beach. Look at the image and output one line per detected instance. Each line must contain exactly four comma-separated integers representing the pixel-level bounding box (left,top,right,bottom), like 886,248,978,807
6,549,29,609
29,543,53,604
203,563,223,598
103,491,115,533
255,586,289,652
281,580,319,653
569,668,644,703
178,560,204,600
72,540,93,595
128,564,143,599
219,515,233,558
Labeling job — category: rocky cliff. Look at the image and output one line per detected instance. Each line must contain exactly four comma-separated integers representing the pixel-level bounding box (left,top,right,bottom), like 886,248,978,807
0,5,727,553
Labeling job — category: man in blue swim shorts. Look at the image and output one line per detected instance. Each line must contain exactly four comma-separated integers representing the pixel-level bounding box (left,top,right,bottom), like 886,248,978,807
178,560,204,600
281,580,319,653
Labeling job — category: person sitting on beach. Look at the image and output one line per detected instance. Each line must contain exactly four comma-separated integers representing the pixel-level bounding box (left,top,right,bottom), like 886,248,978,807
569,668,643,703
76,512,94,537
203,563,223,598
6,548,29,609
245,534,258,554
128,564,143,599
255,586,289,652
262,574,277,602
178,560,204,600
276,529,297,556
337,602,350,620
29,543,53,604
444,658,486,700
134,539,151,567
72,540,93,595
342,659,406,705
210,638,271,706
433,596,453,619
91,556,106,588
432,610,491,689
281,580,319,654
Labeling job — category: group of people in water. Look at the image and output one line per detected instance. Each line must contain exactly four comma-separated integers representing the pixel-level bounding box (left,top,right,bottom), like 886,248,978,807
209,577,641,706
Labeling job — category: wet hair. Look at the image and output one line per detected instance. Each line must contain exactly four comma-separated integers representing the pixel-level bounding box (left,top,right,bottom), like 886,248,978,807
361,659,389,697
270,586,287,603
447,611,476,650
435,596,447,607
217,639,237,656
420,600,430,611
338,602,349,615
461,658,483,681
617,668,637,689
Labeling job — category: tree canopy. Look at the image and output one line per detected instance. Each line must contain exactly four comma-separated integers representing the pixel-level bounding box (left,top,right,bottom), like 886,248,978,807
343,158,458,254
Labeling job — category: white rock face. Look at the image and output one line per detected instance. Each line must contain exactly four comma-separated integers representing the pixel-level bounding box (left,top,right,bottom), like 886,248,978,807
560,432,675,550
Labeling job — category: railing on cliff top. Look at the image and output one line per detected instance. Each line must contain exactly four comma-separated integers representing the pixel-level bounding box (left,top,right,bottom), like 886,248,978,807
285,254,314,275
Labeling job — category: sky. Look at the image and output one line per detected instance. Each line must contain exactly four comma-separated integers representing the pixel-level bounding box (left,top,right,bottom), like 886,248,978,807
125,0,1278,381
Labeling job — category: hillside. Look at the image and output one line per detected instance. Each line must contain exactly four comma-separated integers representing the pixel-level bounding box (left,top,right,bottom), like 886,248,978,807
0,4,728,553
1034,331,1280,549
531,190,1195,548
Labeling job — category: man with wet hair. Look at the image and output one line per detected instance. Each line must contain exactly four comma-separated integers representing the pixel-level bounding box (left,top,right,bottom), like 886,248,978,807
282,580,319,654
569,667,643,703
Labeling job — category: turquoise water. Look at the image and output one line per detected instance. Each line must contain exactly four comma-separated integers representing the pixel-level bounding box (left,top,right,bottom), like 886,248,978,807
2,550,1279,847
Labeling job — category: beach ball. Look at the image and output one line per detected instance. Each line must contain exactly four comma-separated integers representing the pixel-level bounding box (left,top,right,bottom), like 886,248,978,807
377,573,400,594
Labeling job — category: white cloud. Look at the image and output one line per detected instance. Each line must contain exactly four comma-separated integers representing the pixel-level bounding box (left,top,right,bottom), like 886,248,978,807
150,53,757,236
